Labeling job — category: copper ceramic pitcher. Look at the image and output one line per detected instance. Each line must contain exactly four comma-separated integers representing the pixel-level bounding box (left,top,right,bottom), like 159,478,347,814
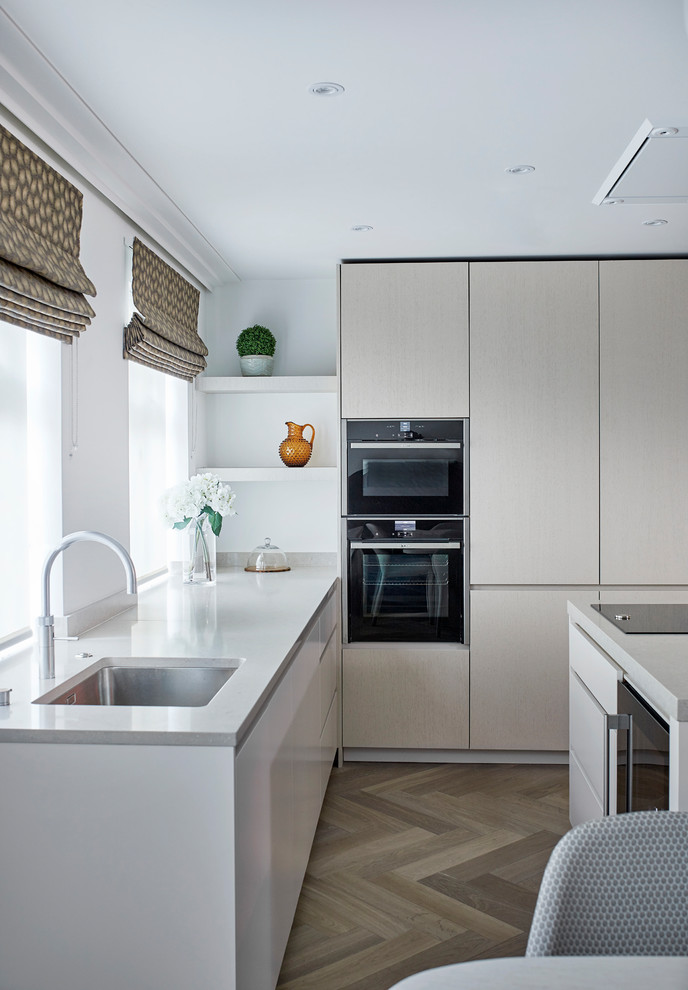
279,421,315,467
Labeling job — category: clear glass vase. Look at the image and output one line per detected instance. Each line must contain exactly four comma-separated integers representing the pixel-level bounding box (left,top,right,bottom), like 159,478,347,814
183,515,216,585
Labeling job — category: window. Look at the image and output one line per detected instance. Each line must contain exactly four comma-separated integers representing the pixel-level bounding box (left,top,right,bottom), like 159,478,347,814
128,360,189,579
0,319,61,647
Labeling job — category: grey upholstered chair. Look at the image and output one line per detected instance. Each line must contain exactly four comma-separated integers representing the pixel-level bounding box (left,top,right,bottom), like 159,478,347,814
526,811,688,956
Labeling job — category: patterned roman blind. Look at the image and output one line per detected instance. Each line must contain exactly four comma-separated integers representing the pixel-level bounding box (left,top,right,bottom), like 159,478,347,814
0,124,96,341
123,237,207,381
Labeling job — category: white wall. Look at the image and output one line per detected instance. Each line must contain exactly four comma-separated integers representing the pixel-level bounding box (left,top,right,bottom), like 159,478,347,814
204,278,337,376
199,278,339,555
59,192,132,615
2,112,338,622
198,391,339,555
1,110,206,619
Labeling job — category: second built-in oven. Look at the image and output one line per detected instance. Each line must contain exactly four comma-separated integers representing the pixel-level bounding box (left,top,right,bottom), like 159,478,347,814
344,517,468,644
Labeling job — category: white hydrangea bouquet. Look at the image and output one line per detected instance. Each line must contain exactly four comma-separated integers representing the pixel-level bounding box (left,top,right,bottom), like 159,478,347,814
161,473,236,583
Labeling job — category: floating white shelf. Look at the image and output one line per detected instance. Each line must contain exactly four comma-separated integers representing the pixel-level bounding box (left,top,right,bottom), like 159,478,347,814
200,467,338,482
196,376,337,394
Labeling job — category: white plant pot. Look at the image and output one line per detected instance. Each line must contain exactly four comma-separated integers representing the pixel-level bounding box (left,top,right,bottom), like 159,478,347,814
239,355,274,377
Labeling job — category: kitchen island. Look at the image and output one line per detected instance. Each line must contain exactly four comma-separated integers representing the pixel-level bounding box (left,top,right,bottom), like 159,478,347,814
568,590,688,824
0,567,339,990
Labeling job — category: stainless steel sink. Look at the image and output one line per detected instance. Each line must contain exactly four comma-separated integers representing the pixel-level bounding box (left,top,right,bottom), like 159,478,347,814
33,659,240,707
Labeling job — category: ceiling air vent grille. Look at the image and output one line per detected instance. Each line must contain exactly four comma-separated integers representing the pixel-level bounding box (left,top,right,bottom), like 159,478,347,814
593,119,688,205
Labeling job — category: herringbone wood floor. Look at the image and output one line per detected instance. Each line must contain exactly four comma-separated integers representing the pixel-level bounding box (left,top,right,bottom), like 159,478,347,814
278,762,569,990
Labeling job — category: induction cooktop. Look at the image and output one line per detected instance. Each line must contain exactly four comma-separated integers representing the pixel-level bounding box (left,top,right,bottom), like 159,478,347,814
592,603,688,634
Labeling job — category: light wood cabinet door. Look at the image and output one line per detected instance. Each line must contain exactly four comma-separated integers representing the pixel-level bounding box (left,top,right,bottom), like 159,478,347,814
469,261,600,584
342,646,469,749
340,262,469,418
600,260,688,584
470,588,598,751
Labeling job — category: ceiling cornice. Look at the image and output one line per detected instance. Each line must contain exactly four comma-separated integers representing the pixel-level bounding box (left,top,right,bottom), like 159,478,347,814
0,7,238,289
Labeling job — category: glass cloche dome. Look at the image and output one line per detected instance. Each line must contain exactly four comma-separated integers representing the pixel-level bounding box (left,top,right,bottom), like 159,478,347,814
244,537,290,573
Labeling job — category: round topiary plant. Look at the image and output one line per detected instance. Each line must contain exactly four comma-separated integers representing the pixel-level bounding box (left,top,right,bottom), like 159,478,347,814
236,325,276,357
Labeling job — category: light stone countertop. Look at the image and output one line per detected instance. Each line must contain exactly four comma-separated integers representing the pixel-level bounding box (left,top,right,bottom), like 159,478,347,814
0,567,337,747
568,588,688,722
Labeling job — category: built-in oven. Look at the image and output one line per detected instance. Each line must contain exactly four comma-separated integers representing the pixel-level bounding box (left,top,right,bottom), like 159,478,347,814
343,419,467,517
343,517,468,644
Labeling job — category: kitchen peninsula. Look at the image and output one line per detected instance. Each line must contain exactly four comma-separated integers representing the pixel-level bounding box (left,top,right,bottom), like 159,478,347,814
0,566,338,990
568,591,688,825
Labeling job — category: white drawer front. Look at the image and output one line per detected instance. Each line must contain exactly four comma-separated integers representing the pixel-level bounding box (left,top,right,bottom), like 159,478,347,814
569,668,608,806
319,591,337,651
569,622,620,712
320,693,338,798
319,633,337,732
569,749,605,827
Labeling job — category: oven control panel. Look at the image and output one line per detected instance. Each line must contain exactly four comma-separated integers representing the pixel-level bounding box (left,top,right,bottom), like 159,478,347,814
346,419,464,442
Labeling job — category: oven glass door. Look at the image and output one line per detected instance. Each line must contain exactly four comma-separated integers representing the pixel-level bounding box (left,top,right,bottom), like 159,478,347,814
346,520,465,643
346,442,464,516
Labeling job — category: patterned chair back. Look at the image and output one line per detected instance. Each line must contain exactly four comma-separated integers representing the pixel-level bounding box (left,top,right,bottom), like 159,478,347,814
526,811,688,956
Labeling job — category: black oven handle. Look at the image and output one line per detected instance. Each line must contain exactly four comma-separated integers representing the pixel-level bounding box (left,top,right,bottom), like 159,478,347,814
349,441,462,449
350,541,462,550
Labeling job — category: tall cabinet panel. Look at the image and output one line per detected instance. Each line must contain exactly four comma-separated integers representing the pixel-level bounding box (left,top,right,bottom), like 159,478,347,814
470,587,598,751
600,260,688,585
469,261,600,584
340,262,469,418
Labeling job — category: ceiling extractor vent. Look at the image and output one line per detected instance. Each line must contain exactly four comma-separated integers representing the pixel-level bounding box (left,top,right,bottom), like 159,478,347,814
593,119,688,205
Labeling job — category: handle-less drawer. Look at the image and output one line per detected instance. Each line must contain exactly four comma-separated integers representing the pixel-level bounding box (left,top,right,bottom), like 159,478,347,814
570,668,609,807
569,622,620,712
319,632,337,732
319,591,337,652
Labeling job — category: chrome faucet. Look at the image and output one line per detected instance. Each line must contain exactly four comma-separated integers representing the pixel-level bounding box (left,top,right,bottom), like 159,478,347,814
37,531,137,679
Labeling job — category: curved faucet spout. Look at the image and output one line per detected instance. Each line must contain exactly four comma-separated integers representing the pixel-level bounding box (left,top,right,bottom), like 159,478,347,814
38,531,138,680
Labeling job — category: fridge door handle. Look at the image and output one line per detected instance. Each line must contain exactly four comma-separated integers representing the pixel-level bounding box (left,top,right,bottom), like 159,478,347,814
605,713,632,814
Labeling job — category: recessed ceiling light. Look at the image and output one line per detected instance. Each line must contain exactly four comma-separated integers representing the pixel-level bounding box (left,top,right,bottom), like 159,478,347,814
309,82,345,97
351,225,373,232
505,165,535,174
651,127,679,137
642,218,669,226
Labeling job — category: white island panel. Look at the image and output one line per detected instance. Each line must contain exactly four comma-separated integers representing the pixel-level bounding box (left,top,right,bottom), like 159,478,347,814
0,569,339,990
0,742,236,990
568,591,688,819
568,591,688,723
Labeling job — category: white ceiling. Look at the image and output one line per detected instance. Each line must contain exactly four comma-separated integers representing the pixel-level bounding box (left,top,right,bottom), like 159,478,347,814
1,0,688,286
